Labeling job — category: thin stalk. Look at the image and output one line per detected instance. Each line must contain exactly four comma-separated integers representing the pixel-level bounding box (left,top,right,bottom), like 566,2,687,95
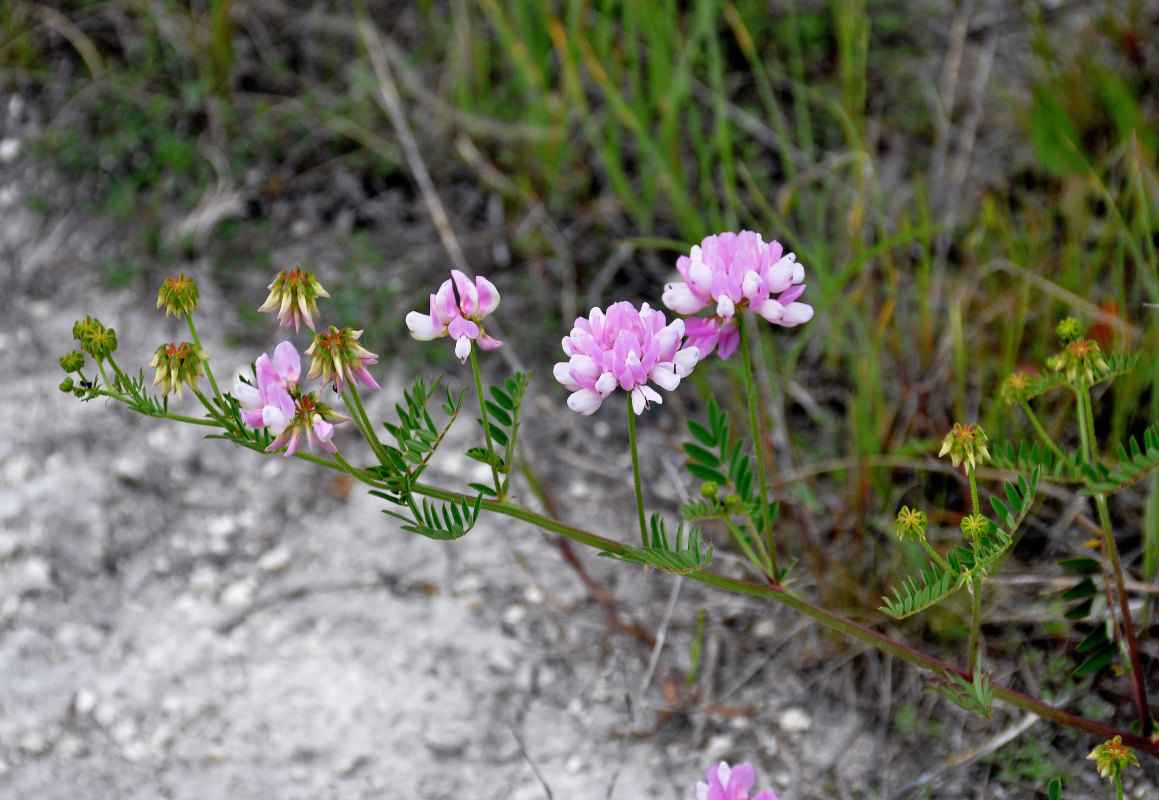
1079,383,1152,735
470,347,503,498
1020,400,1067,462
185,315,223,407
105,355,143,404
403,481,1159,757
1097,492,1152,736
343,384,390,466
966,463,983,677
627,393,648,547
921,540,950,572
738,314,779,579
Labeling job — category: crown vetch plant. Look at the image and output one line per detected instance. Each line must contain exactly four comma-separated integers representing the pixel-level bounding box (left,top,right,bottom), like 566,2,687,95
63,237,1159,793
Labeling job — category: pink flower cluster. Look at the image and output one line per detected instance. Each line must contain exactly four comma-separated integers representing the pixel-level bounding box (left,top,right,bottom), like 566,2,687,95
233,342,347,457
690,762,778,800
406,270,502,362
554,301,699,415
663,231,813,360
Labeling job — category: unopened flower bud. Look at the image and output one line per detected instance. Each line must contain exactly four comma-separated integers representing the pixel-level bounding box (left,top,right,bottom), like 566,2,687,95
1048,337,1109,385
258,267,329,332
1000,372,1032,405
724,494,741,508
60,351,85,373
73,317,118,360
59,377,75,393
700,481,719,499
148,342,209,400
1087,735,1139,781
305,326,381,394
895,506,928,541
960,514,989,540
938,423,990,471
157,273,200,318
1055,317,1082,343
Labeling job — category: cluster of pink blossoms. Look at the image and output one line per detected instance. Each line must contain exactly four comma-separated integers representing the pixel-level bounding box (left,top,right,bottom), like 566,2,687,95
554,301,699,415
233,341,348,457
662,231,813,360
406,270,502,362
690,761,778,800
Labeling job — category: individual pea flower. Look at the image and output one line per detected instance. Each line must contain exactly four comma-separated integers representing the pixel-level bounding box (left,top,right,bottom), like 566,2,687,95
406,269,502,362
233,341,301,428
72,317,118,360
960,513,990,541
60,351,85,374
554,301,699,415
156,273,200,318
232,341,348,457
1047,336,1110,385
258,266,330,332
1000,371,1033,405
149,342,209,400
1056,316,1083,343
305,326,381,394
662,230,813,360
938,423,990,471
688,761,778,800
895,506,928,541
1087,735,1139,781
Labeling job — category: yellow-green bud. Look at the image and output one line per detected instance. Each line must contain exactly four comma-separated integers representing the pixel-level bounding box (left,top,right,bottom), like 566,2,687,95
59,377,75,393
1048,336,1110,385
60,351,85,373
700,481,719,498
894,506,928,541
1000,372,1033,405
960,514,989,540
73,317,118,360
724,494,741,508
1055,317,1083,343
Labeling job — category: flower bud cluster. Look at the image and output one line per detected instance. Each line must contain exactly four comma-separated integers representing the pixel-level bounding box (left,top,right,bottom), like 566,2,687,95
73,317,118,360
156,273,200,318
1047,336,1109,385
1000,372,1033,405
149,342,209,400
894,506,928,541
938,423,990,471
259,267,330,332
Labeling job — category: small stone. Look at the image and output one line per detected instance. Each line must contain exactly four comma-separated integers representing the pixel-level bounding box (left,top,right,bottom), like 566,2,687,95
0,595,20,620
257,546,291,573
565,754,583,774
113,454,147,483
486,647,516,675
17,730,50,755
423,726,468,757
705,733,734,761
502,603,527,626
0,138,21,163
0,533,18,559
20,557,53,593
93,702,118,729
74,688,98,716
522,585,544,605
778,707,812,734
207,516,238,538
220,578,256,608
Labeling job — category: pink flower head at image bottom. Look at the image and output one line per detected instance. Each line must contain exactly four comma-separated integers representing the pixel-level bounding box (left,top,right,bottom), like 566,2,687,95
405,270,502,362
232,341,345,457
662,230,813,361
690,761,778,800
554,301,699,415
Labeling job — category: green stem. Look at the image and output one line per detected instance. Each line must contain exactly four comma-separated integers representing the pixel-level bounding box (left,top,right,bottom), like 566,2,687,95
1116,771,1124,800
344,385,391,466
185,315,224,407
921,540,950,572
1020,400,1067,462
470,346,503,498
738,313,779,579
403,482,1159,756
967,464,980,516
967,577,982,677
1075,388,1093,466
627,392,648,547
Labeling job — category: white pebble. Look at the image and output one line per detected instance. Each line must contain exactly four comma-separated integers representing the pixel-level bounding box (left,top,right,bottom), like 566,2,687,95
778,707,812,733
257,546,292,573
502,603,527,626
74,688,98,716
0,138,21,163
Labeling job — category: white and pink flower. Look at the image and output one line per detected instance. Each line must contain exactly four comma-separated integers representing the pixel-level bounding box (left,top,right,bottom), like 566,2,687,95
233,341,347,457
662,230,813,360
406,270,502,362
554,301,699,416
